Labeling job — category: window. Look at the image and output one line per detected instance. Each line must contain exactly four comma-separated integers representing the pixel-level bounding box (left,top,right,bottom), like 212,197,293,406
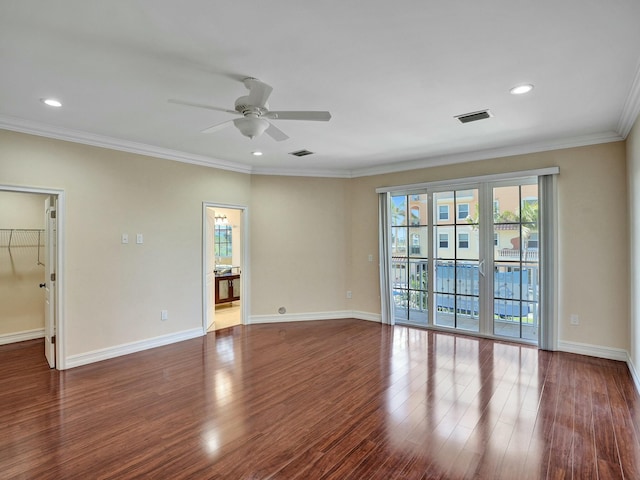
458,233,469,248
494,233,499,246
438,205,449,220
215,225,232,258
439,233,449,248
410,206,420,226
457,203,470,220
411,234,421,254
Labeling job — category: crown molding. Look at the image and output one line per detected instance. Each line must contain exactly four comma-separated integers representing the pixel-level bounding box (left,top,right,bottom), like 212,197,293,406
617,56,640,138
0,115,626,180
0,115,253,175
349,131,624,178
250,166,352,178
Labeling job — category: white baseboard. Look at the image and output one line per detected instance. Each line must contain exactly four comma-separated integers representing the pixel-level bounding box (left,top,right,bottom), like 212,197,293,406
627,355,640,396
352,311,382,322
248,310,381,325
65,328,203,369
0,328,44,345
557,340,628,362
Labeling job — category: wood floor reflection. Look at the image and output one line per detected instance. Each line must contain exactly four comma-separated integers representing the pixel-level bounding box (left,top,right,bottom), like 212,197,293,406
1,320,639,479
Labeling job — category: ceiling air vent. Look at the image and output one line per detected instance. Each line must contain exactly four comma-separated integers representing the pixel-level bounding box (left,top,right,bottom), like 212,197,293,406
289,149,314,157
455,109,492,124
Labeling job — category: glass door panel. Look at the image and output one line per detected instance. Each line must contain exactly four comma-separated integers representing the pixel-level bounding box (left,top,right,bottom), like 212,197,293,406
391,193,428,326
492,184,539,341
434,189,480,332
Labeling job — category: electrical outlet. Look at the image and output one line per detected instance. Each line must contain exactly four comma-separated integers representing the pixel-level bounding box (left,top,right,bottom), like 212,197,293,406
346,291,352,299
368,254,373,262
161,310,168,321
121,233,128,244
136,233,144,244
570,314,579,325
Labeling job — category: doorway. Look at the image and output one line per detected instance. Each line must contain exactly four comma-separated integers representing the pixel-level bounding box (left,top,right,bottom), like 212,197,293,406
0,184,65,369
203,203,246,333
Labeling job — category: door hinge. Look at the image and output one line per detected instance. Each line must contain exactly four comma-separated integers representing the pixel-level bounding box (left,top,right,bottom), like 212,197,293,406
51,335,56,344
51,273,56,282
51,210,56,219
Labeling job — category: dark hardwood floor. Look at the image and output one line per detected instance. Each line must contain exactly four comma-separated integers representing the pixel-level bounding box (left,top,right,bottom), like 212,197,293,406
1,319,640,479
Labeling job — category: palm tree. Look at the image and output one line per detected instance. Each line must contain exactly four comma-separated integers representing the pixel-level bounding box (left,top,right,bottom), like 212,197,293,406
519,200,538,261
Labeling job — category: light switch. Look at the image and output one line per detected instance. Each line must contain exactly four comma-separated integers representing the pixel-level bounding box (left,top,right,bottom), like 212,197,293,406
121,233,129,244
136,233,143,244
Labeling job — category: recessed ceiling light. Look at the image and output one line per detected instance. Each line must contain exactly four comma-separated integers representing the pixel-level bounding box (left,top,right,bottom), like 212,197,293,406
509,84,534,95
252,151,263,156
41,98,62,107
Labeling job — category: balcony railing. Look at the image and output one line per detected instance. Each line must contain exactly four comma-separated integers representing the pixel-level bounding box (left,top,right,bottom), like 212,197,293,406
497,248,538,262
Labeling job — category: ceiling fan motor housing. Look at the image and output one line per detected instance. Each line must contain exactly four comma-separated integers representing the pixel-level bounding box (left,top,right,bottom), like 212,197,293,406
234,96,268,116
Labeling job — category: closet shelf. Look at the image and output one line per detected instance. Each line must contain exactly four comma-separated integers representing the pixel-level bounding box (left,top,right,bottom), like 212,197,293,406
0,229,45,265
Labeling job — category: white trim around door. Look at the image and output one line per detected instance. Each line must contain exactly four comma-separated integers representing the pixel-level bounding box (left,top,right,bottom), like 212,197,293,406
0,184,66,369
202,202,249,334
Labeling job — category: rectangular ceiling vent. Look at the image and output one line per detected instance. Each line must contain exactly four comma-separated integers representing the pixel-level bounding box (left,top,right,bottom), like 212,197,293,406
455,109,493,124
289,149,314,157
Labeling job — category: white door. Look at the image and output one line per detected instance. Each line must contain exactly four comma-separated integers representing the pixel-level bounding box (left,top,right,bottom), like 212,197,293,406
205,208,215,330
44,197,56,368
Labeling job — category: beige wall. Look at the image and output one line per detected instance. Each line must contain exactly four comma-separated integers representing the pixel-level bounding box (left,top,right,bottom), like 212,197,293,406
0,127,633,365
628,113,640,378
0,191,48,229
1,130,251,357
0,192,47,336
350,142,629,351
249,175,350,316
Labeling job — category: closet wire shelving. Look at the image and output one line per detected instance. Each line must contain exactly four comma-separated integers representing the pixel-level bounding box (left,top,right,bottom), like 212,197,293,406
0,229,45,265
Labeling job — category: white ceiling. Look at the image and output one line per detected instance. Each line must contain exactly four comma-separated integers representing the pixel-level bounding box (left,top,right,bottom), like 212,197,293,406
2,1,640,177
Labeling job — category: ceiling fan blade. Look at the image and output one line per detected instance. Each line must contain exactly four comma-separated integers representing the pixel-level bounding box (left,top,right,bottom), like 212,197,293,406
201,120,234,134
265,122,289,142
265,111,331,121
168,99,238,115
244,78,273,107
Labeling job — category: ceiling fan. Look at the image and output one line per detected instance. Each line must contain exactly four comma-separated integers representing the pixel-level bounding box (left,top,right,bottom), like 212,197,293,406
169,77,331,141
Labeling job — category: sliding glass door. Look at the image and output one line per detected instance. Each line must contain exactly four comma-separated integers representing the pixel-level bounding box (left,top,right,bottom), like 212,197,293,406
433,188,481,333
391,194,429,325
387,178,542,345
492,182,539,341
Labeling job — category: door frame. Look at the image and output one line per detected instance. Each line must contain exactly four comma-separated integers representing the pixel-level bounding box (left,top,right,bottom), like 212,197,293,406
0,184,66,369
201,202,249,333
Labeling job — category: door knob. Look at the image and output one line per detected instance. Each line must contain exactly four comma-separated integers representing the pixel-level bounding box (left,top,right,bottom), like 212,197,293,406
39,283,46,288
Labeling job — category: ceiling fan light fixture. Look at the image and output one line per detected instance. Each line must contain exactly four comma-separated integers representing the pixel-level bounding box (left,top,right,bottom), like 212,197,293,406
509,84,534,95
233,116,269,139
